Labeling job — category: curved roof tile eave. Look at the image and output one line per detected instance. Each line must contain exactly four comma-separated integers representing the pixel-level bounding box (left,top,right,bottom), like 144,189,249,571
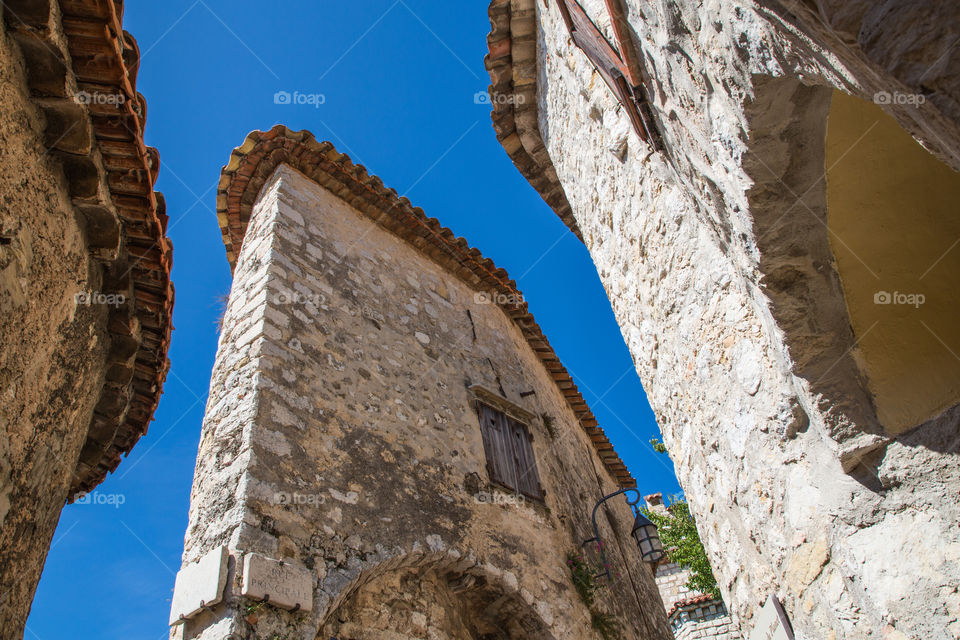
484,0,580,239
8,0,176,497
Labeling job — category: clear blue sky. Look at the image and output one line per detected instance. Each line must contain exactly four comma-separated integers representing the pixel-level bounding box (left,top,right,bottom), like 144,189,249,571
27,2,681,637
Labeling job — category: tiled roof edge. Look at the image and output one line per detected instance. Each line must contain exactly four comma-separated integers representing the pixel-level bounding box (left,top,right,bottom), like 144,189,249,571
216,125,635,489
6,0,175,497
667,594,724,618
484,0,580,240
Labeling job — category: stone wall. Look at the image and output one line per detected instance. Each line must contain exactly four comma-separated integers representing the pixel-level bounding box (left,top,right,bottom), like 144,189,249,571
173,163,671,639
670,603,737,640
0,1,172,634
486,0,960,638
655,562,699,614
0,14,110,633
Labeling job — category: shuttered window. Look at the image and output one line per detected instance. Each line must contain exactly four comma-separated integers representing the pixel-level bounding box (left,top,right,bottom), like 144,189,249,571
555,0,663,149
477,402,545,501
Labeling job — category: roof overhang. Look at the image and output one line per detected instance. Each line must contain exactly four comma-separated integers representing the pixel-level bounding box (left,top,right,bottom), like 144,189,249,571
7,0,175,496
484,0,579,239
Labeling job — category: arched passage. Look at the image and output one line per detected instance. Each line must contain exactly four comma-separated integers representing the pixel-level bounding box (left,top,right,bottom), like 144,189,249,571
825,91,960,433
317,553,556,640
744,75,960,467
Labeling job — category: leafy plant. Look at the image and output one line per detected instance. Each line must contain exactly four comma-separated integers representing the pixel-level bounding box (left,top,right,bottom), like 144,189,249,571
567,550,603,606
642,498,721,599
649,438,668,454
567,550,623,639
590,610,622,640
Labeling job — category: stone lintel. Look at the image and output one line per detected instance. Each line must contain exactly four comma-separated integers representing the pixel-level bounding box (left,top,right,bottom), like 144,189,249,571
469,384,537,424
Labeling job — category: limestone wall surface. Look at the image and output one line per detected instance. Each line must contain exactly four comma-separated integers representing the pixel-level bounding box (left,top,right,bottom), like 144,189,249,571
655,562,699,614
0,18,110,636
175,164,671,640
502,0,960,638
0,1,171,633
672,611,737,640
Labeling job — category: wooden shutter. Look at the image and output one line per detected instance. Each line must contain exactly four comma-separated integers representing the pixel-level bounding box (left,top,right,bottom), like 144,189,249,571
509,417,545,501
478,403,545,501
478,403,518,491
555,0,663,150
478,402,545,501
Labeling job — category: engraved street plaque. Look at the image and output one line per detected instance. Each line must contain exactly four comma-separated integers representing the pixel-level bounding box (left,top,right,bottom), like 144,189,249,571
749,595,795,640
240,553,313,612
169,546,229,625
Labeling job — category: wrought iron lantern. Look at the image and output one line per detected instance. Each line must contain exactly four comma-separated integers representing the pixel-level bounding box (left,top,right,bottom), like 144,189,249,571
631,510,666,563
581,488,666,579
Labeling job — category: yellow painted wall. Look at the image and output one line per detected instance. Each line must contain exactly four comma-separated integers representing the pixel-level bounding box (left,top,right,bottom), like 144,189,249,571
826,90,960,433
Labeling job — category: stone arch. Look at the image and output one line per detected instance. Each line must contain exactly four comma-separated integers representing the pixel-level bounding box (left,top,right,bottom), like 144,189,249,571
744,74,960,473
316,547,557,640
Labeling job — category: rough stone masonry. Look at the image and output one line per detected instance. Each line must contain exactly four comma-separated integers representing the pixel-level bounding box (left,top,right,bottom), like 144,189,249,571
170,127,671,639
0,2,173,636
486,0,960,638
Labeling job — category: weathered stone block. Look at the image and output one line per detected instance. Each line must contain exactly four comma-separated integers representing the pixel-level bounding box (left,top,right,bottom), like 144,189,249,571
240,553,313,612
168,546,229,625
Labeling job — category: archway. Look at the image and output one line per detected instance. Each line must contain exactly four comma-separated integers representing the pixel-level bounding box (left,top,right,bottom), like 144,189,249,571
317,550,556,640
824,91,960,434
744,76,960,468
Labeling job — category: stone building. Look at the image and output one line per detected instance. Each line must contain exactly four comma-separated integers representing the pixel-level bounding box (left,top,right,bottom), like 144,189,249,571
645,494,739,640
168,125,671,639
485,0,960,638
0,0,173,635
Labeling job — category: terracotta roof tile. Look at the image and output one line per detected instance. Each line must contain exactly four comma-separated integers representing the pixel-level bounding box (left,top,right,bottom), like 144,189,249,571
217,126,635,489
484,0,577,238
667,593,721,618
8,0,174,496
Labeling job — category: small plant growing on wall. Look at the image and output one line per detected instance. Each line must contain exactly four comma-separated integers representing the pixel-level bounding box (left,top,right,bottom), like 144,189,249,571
541,413,557,439
243,599,265,624
567,550,602,606
590,610,622,639
566,550,622,640
648,437,668,454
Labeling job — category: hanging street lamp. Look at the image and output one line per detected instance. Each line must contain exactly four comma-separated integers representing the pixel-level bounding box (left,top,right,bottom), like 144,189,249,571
631,509,666,563
581,488,667,579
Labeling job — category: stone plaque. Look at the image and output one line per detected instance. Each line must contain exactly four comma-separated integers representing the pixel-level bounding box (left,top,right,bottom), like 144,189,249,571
169,546,229,625
749,595,795,640
240,553,313,612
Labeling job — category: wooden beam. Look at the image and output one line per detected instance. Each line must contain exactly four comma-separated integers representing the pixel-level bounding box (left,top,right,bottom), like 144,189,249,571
603,0,644,87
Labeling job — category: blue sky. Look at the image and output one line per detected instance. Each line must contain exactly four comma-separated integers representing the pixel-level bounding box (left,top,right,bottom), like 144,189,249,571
26,2,681,637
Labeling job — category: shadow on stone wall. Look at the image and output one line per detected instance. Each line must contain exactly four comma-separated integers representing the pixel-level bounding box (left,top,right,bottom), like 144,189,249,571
744,75,960,485
319,548,555,639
